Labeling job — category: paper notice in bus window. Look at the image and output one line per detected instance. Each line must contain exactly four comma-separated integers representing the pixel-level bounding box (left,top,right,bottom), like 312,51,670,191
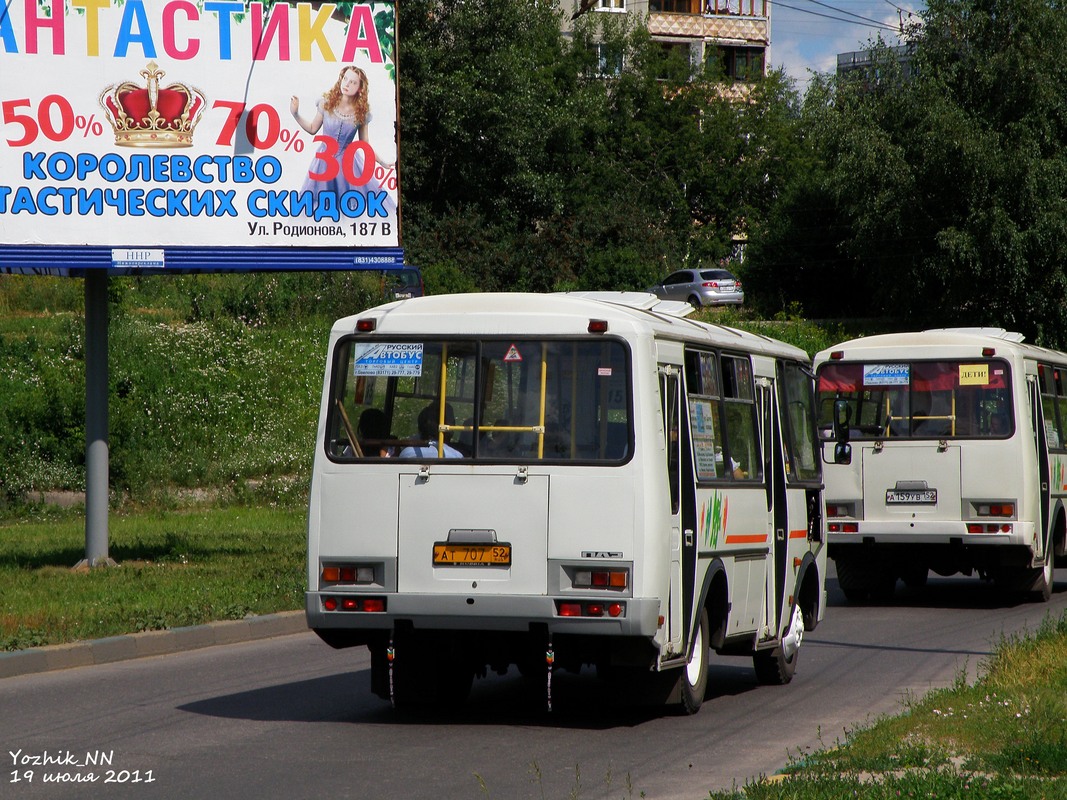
863,364,909,386
352,343,424,377
689,399,719,480
959,364,990,385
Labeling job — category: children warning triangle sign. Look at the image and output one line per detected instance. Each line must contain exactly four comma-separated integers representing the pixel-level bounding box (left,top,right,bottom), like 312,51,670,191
504,344,523,362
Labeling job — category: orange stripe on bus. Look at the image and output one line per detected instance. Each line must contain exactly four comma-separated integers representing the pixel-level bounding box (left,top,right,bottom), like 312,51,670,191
725,534,769,545
789,529,808,539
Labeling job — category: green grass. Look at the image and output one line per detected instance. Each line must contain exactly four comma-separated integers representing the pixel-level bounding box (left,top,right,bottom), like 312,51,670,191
0,504,306,651
710,612,1067,798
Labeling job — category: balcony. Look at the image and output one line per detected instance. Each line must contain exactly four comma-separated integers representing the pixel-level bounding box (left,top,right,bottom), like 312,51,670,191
649,0,768,17
647,0,769,44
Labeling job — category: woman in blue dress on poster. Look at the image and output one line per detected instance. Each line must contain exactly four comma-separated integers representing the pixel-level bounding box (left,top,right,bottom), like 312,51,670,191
290,65,396,218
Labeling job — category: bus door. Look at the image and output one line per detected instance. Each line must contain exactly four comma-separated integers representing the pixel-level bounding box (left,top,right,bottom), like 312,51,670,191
1028,375,1052,561
660,365,687,655
759,377,789,640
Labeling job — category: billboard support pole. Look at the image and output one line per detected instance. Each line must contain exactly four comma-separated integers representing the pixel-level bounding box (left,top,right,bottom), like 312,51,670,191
75,269,116,570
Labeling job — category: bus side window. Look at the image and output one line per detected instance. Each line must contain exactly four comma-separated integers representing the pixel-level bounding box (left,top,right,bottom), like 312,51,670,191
1052,366,1067,450
721,355,761,481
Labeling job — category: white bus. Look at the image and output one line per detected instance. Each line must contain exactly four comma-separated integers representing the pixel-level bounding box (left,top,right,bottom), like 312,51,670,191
815,328,1065,603
306,292,826,712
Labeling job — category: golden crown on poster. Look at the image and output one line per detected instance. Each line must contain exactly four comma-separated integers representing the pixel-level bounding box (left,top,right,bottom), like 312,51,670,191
98,61,207,148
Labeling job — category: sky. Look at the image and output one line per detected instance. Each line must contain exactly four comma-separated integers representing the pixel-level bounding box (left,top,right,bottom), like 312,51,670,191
769,0,924,89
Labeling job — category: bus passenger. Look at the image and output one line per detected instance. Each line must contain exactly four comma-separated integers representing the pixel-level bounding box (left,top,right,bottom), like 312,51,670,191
357,408,393,457
398,402,463,458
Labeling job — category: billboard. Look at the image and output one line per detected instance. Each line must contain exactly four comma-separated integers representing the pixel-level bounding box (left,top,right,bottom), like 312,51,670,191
0,0,401,270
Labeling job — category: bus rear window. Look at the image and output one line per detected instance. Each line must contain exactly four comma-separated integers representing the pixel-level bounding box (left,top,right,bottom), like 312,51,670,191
816,359,1013,440
326,338,631,462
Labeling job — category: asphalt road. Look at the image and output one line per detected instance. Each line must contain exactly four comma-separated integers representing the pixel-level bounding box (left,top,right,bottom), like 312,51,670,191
2,567,1064,800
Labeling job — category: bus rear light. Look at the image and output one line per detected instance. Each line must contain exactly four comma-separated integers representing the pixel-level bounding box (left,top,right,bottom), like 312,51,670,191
826,504,852,517
976,503,1015,517
966,523,1012,534
982,347,995,357
573,569,628,589
827,522,859,533
557,601,626,618
355,318,376,332
322,596,386,612
588,319,608,333
830,351,844,360
321,564,375,585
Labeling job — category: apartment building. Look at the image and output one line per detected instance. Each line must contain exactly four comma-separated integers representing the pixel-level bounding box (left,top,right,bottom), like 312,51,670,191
561,0,770,86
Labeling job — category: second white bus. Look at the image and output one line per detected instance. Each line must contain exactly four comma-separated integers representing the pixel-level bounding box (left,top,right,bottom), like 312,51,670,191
815,328,1064,602
306,292,827,712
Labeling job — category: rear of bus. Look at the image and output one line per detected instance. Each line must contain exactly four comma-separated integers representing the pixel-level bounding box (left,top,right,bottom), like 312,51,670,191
305,294,667,705
814,330,1059,602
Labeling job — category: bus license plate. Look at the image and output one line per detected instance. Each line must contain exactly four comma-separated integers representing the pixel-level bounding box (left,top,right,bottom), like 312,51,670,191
885,489,937,504
433,543,511,566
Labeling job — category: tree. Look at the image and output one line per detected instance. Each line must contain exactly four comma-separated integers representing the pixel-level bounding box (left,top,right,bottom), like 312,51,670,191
398,0,806,296
750,0,1067,345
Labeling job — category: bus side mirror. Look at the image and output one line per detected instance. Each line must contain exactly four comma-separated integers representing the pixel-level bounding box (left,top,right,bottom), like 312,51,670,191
834,441,852,465
832,399,852,465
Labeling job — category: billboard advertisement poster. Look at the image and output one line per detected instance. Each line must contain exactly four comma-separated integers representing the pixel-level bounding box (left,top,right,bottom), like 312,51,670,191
0,1,399,251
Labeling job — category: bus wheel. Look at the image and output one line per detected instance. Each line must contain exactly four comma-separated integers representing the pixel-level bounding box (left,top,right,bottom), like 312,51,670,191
1028,547,1055,603
753,606,802,685
995,548,1054,603
679,609,709,715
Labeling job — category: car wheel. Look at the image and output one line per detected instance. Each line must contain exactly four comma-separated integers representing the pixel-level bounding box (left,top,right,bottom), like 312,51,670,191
687,295,702,309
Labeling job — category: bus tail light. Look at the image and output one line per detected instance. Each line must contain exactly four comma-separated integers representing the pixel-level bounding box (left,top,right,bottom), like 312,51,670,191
826,503,855,518
975,503,1015,517
966,523,1012,534
322,596,386,612
573,568,628,589
321,564,376,585
827,522,859,533
557,600,626,618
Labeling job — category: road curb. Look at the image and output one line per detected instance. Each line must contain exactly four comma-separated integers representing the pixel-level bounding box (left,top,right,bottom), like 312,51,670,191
0,611,308,679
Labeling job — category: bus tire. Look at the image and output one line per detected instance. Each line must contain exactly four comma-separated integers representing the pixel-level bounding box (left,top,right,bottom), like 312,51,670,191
679,608,709,715
995,548,1054,603
753,606,802,685
1027,546,1054,603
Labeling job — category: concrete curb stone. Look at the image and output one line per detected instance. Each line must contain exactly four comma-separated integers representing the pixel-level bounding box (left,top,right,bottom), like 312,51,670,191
0,611,308,679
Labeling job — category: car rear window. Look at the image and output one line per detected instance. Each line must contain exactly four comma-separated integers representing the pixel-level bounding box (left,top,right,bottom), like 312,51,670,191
699,270,735,281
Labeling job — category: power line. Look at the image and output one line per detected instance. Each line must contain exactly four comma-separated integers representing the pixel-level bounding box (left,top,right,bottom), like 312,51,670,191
882,0,914,14
803,0,902,28
773,0,900,32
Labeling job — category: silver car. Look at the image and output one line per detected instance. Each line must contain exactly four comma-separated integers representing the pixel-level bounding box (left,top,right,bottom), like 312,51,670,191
648,268,744,308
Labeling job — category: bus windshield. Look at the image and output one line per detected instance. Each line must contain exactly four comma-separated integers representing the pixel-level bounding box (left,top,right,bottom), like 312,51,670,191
327,337,631,462
816,359,1013,440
